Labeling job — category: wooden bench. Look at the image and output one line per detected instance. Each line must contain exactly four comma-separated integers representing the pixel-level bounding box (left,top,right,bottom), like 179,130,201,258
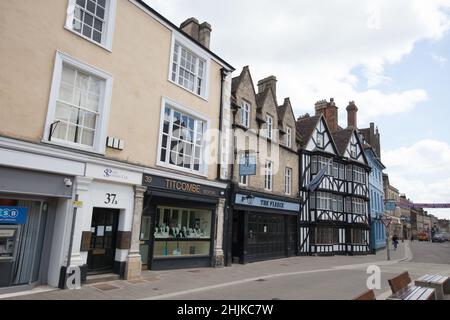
387,272,436,300
353,289,376,300
415,275,450,300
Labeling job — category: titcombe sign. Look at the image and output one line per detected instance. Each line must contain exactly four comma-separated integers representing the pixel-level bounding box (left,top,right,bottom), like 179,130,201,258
142,174,223,197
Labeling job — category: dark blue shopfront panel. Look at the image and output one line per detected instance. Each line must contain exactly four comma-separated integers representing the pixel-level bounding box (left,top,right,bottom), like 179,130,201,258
0,206,28,224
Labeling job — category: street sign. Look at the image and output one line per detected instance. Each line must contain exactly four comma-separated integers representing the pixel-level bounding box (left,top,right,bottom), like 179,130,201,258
385,201,396,211
239,153,257,176
381,217,392,228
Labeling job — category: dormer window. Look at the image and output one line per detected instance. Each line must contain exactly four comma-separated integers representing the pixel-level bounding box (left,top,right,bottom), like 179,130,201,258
286,127,292,148
266,115,273,139
240,101,250,128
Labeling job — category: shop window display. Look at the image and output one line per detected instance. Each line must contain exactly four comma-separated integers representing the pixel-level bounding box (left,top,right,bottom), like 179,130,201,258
153,206,212,258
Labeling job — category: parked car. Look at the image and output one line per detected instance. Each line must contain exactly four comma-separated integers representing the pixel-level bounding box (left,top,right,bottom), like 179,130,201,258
417,232,429,241
432,233,448,243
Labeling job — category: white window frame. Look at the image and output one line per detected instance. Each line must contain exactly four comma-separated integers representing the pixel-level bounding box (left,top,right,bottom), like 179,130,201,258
168,33,211,100
64,0,117,51
239,174,248,186
266,114,273,139
284,167,292,195
43,51,112,154
240,101,251,128
264,160,273,191
156,97,210,177
317,131,325,148
286,126,292,148
350,143,357,158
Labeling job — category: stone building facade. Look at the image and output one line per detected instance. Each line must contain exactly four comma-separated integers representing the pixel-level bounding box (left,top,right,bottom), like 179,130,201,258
227,67,301,264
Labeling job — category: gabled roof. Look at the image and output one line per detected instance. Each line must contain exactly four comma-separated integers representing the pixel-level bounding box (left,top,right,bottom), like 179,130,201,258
256,86,277,112
277,98,296,126
231,66,256,97
295,115,321,148
332,128,354,156
333,127,369,165
363,145,386,169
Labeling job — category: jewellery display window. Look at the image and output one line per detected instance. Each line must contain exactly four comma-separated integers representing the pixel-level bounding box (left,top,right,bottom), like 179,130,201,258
153,206,212,258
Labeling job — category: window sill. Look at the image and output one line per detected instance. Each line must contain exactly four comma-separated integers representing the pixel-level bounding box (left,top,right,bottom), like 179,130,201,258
41,139,105,156
64,26,112,53
168,79,208,102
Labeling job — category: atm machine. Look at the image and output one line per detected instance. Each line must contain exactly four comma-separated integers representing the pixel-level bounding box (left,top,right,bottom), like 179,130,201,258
0,226,19,287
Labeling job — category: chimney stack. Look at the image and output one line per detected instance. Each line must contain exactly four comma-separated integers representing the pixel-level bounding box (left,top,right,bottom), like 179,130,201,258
315,98,338,132
257,76,277,98
180,18,212,49
180,18,200,41
198,22,212,49
346,101,358,128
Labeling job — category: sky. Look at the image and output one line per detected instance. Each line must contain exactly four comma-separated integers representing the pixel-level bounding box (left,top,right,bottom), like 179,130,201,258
145,0,450,220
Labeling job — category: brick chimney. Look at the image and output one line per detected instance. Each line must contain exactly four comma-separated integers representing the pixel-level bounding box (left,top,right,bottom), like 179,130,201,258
346,101,358,128
315,98,338,132
257,76,277,98
180,18,212,49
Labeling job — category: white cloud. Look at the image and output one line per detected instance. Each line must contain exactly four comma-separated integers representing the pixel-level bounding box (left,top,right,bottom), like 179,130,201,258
383,139,450,219
146,0,450,127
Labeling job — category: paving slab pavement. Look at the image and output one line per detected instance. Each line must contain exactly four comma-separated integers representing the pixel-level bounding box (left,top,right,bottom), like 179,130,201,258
3,241,438,300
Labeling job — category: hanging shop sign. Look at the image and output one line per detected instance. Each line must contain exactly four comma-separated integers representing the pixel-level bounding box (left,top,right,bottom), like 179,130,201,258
0,206,28,224
142,174,225,198
234,193,300,212
239,153,257,176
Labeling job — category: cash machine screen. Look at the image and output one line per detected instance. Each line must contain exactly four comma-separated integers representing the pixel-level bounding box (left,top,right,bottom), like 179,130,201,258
0,229,16,258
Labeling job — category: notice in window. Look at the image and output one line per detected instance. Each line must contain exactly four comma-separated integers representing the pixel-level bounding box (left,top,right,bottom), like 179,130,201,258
97,226,105,237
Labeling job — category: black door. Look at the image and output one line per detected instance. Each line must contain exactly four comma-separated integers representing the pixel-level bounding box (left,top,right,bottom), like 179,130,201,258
87,208,119,274
247,213,285,262
286,215,297,256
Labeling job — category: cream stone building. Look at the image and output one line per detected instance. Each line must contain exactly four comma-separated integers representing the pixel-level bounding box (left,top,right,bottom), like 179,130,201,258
226,67,301,264
0,0,233,292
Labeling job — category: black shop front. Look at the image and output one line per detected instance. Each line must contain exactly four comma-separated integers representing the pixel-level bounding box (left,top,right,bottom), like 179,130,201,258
140,174,226,270
231,189,300,264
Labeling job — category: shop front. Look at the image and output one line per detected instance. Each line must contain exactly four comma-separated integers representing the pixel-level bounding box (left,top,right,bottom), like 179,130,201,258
0,166,75,292
65,163,143,283
140,174,226,270
231,190,300,264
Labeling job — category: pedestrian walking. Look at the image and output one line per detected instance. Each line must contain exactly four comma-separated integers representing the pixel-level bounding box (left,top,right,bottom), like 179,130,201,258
392,234,399,250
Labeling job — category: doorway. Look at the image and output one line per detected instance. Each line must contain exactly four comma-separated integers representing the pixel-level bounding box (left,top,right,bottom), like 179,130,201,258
87,208,119,274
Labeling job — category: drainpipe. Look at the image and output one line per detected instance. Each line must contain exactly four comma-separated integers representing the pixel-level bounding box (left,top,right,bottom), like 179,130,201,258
217,68,229,181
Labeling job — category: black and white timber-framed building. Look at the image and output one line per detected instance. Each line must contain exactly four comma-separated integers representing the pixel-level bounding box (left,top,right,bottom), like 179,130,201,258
296,99,371,256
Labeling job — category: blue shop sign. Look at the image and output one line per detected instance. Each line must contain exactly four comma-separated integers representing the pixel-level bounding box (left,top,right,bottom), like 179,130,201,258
0,206,28,224
385,201,397,211
235,193,300,212
239,154,257,176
